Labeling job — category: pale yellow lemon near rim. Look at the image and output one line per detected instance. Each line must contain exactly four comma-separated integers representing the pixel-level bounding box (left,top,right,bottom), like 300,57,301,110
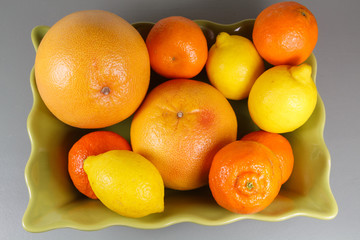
206,32,264,100
83,150,164,218
248,63,318,133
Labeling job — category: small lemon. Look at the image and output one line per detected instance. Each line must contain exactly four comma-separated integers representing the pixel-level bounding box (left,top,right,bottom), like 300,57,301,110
83,150,164,218
206,32,264,100
248,63,317,133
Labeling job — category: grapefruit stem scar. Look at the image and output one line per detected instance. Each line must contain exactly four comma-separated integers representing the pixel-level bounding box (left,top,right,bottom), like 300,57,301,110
101,87,111,95
177,111,183,118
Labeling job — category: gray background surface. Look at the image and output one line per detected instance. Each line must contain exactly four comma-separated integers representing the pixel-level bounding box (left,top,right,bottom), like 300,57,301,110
1,0,359,239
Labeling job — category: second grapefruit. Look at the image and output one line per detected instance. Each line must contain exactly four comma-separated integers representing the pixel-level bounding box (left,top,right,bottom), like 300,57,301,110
130,79,237,190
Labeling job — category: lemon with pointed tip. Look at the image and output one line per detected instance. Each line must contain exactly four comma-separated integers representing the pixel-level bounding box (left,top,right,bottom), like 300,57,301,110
248,63,317,133
83,150,164,218
206,32,264,100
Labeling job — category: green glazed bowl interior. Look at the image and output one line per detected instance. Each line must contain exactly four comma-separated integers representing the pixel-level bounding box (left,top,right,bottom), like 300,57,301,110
23,19,338,232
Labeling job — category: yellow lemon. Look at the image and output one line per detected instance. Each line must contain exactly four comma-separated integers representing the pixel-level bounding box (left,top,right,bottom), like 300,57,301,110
83,150,164,218
206,32,264,100
248,63,317,133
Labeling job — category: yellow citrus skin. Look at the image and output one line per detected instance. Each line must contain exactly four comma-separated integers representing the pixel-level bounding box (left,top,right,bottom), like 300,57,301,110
248,64,317,133
83,150,164,218
206,32,264,100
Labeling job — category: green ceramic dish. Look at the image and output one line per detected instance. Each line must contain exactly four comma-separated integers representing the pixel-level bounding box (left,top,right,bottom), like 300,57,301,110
23,19,338,232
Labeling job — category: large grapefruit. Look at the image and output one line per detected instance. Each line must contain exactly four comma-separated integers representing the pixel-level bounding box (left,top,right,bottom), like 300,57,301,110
35,10,150,128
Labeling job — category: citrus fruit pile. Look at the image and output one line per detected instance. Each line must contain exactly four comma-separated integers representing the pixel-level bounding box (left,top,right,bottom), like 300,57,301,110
34,1,319,218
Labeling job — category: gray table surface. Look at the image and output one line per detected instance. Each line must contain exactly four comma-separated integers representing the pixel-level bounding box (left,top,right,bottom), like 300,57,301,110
1,0,359,239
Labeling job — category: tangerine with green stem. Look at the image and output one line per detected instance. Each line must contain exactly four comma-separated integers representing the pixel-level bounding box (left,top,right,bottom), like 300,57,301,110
209,140,282,214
